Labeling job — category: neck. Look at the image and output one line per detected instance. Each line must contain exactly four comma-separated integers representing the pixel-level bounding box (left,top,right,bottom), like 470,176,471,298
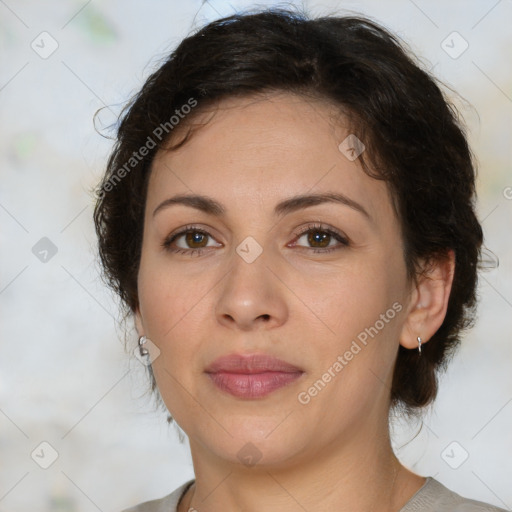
179,419,425,512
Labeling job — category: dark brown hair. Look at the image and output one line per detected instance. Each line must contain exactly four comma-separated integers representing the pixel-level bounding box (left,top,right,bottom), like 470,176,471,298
93,7,483,419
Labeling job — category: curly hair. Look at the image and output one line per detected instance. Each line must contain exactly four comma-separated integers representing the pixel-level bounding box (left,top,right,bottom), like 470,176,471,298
93,7,483,419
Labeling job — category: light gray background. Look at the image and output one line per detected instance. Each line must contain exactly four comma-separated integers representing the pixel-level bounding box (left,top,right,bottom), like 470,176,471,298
1,1,511,511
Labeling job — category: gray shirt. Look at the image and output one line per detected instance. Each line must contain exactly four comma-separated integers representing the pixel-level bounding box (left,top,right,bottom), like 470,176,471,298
121,477,509,511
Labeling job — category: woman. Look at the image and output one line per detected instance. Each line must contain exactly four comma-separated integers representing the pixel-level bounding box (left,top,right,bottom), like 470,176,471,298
93,7,507,512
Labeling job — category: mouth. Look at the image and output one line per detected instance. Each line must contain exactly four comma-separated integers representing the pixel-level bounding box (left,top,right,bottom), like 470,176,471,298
205,353,304,399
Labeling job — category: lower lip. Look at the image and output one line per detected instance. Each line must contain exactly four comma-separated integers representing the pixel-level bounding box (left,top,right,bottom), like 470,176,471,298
206,371,303,399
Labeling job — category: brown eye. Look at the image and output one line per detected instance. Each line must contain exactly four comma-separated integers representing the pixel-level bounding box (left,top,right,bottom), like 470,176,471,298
162,226,221,256
183,231,209,248
293,223,349,253
305,230,332,248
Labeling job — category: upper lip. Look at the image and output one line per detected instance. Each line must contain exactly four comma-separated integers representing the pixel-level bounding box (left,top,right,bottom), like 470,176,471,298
205,353,303,374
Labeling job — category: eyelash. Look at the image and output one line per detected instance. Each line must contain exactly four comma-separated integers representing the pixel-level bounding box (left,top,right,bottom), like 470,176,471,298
161,222,349,257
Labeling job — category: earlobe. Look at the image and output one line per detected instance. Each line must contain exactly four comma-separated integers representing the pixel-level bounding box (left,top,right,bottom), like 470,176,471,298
399,250,455,350
134,306,144,337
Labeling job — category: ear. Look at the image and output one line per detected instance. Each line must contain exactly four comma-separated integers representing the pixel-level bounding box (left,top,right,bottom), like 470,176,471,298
399,250,455,350
134,306,145,337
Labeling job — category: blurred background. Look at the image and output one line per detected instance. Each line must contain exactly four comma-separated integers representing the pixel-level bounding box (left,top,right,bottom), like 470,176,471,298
0,1,511,510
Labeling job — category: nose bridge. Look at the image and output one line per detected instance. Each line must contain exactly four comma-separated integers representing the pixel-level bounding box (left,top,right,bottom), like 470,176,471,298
224,235,272,304
215,235,287,329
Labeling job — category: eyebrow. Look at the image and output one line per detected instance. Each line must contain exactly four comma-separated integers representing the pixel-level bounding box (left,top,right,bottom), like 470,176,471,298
152,192,370,220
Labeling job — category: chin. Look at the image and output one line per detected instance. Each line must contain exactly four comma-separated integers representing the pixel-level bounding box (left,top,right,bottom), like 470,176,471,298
196,422,308,470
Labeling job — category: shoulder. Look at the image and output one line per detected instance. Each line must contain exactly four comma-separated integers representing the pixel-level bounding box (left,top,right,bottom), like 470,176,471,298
401,477,509,512
119,480,195,512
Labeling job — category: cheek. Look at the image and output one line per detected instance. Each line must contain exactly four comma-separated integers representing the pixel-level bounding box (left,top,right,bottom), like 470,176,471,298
301,261,397,336
295,251,406,382
137,263,206,413
293,270,403,424
137,253,205,340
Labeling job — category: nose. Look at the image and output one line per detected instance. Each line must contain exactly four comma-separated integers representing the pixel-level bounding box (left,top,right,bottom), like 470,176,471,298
215,248,288,331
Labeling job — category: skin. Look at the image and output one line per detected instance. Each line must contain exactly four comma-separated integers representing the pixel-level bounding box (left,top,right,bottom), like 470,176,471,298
134,92,455,512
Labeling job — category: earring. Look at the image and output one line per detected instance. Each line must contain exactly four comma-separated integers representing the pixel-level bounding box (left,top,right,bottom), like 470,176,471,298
138,335,149,357
417,336,422,355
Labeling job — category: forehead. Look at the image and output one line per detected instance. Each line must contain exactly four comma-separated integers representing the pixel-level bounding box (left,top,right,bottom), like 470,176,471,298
147,92,393,223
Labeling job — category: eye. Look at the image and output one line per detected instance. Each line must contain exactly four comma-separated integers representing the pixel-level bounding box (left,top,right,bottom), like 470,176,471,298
161,225,221,256
291,223,349,253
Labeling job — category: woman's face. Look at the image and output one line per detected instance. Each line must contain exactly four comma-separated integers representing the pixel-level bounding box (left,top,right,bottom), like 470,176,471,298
135,92,414,468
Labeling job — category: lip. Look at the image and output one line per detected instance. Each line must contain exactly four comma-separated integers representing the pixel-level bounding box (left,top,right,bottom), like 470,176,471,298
205,353,303,374
205,353,304,399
